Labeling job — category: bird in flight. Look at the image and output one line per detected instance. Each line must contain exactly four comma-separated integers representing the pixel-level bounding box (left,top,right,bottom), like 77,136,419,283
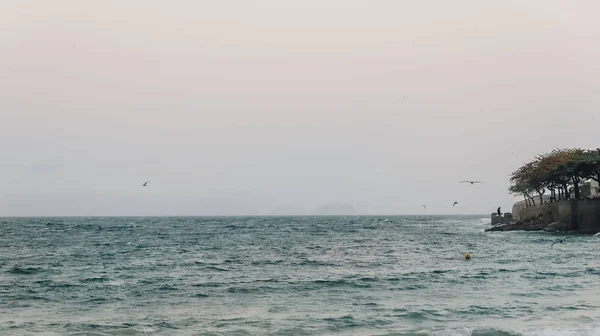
422,205,427,210
142,181,150,187
460,181,483,185
551,237,571,248
453,202,458,207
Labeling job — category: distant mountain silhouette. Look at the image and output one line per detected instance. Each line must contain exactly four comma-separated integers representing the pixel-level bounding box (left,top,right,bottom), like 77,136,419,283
270,206,308,216
313,203,357,215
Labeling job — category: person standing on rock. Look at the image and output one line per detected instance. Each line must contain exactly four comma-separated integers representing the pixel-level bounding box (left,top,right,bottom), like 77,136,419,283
497,207,501,216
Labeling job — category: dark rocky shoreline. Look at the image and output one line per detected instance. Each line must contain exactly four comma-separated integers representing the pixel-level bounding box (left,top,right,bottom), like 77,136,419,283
485,212,563,232
485,220,550,232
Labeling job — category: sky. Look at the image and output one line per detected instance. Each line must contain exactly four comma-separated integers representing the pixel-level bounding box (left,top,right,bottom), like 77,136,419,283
1,1,599,216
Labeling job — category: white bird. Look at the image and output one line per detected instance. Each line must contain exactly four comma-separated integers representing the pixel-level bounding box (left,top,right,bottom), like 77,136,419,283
142,181,150,187
594,232,600,237
422,205,427,210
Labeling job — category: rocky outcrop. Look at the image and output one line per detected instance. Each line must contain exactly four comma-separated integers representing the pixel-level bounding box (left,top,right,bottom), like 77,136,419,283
485,212,556,232
486,221,547,232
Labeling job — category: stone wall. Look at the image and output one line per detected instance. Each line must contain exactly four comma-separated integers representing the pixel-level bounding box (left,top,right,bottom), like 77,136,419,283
514,199,600,232
573,199,600,232
517,204,554,222
512,196,551,221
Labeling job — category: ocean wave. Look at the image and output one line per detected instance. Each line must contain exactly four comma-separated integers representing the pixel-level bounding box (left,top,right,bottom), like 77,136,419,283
7,266,45,275
266,327,313,336
250,259,286,266
192,282,222,287
294,259,339,267
226,285,276,294
9,294,52,302
204,266,230,272
157,285,178,291
383,309,447,322
5,215,600,335
391,326,600,336
585,268,600,275
322,315,361,330
81,277,110,283
311,279,373,289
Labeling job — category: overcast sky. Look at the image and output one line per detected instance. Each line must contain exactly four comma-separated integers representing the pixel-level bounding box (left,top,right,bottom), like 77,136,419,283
1,1,599,216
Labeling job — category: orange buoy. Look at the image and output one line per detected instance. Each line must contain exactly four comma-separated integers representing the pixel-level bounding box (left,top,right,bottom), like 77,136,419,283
465,253,471,260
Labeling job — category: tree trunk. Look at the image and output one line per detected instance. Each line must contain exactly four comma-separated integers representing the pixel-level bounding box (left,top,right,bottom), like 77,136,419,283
572,177,580,199
558,188,562,200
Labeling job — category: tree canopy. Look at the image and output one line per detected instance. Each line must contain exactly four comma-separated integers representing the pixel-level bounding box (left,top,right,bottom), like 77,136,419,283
509,148,600,207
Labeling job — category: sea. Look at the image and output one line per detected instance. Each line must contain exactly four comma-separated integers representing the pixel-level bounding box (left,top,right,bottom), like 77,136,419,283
2,215,600,336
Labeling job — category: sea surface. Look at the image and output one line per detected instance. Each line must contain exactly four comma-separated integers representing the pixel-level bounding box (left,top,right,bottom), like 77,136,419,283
2,216,600,336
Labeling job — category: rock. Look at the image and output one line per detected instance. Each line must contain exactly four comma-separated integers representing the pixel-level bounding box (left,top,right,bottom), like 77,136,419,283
543,221,559,231
485,210,564,232
485,221,522,232
485,219,552,232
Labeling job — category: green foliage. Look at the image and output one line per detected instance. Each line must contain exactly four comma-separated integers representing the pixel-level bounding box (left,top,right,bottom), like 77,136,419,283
509,148,600,203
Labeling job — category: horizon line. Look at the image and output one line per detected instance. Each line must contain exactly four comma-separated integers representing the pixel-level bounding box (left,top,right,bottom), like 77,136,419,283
0,213,490,218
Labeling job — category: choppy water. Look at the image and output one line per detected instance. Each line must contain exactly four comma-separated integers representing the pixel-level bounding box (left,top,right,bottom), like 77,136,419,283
2,216,600,336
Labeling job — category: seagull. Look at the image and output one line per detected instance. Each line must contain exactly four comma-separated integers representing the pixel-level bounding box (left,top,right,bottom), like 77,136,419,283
453,202,458,207
422,205,427,210
460,181,483,185
142,181,150,187
594,232,600,237
551,237,571,248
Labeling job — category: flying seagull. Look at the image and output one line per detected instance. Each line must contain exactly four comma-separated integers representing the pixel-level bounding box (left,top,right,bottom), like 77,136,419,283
142,181,150,187
422,205,427,210
453,202,458,207
551,237,571,248
594,232,600,237
460,181,483,185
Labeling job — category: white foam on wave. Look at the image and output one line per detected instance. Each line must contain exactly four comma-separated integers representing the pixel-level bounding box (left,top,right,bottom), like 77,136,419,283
423,326,600,336
522,327,600,336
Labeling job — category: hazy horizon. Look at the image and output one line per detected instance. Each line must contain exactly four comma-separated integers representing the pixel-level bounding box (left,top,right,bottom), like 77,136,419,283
2,1,599,216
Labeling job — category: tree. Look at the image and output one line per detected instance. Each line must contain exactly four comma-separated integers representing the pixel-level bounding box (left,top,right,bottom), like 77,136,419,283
572,149,600,185
509,148,595,204
509,181,535,207
510,161,540,207
536,149,579,201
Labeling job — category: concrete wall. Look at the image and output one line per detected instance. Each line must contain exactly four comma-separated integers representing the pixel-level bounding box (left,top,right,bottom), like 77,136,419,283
573,199,600,232
512,196,551,220
514,199,600,232
516,203,554,222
